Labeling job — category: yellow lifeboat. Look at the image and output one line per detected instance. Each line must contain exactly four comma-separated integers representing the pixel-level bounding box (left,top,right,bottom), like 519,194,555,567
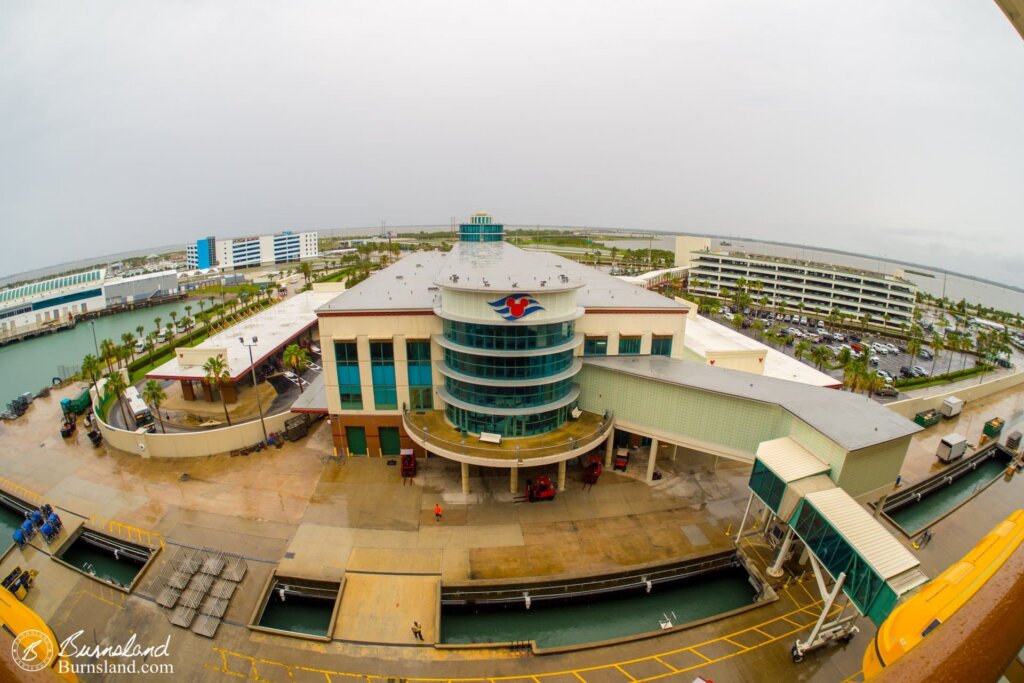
863,510,1024,678
0,588,79,682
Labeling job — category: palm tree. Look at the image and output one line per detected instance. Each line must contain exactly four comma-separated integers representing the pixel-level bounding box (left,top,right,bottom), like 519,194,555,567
153,316,162,335
282,344,310,392
135,324,145,341
121,332,137,363
81,353,103,404
299,261,314,285
859,312,872,330
104,371,130,427
794,340,811,362
185,304,193,321
142,380,168,433
203,356,232,425
100,338,117,372
144,333,158,365
906,335,922,362
864,372,886,399
930,333,944,375
836,348,853,368
810,344,833,370
197,299,206,320
169,310,178,332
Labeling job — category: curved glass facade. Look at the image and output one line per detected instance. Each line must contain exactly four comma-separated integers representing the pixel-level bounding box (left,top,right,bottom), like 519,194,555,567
445,377,574,410
446,403,576,438
443,319,574,351
443,348,575,380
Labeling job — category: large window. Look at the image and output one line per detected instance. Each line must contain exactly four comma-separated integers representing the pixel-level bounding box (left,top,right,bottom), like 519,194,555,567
583,337,608,356
443,319,574,351
406,340,433,410
445,403,575,437
334,341,362,409
651,335,673,357
443,349,574,380
748,459,785,514
445,377,573,410
618,336,641,355
370,341,397,409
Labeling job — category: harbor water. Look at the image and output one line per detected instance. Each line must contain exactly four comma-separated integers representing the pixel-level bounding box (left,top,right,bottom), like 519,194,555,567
441,565,757,649
259,594,334,637
0,300,193,400
0,502,23,553
888,457,1008,535
58,534,146,587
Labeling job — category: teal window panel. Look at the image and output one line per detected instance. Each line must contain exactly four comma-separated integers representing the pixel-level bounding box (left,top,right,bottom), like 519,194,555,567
651,336,673,356
583,337,608,356
618,336,641,355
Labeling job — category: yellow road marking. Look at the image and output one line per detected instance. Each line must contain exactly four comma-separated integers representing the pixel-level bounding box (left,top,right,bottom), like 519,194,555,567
205,600,841,683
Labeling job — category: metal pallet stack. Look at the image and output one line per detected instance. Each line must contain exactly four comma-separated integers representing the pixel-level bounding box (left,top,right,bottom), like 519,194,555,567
150,546,248,638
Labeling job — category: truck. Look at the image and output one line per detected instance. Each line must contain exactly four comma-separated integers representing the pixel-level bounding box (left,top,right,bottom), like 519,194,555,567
940,396,964,419
60,387,92,416
936,433,967,463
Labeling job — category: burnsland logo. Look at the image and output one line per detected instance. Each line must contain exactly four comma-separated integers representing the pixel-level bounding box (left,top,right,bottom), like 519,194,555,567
11,629,55,672
10,628,175,676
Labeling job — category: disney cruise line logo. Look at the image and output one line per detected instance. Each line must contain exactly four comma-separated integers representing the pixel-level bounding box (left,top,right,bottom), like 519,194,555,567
488,294,544,320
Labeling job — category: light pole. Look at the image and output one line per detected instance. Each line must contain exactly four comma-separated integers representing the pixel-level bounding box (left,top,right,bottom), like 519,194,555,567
240,336,269,445
89,320,99,356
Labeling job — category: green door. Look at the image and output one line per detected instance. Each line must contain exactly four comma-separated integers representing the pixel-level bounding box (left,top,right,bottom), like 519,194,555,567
380,427,401,456
345,426,367,456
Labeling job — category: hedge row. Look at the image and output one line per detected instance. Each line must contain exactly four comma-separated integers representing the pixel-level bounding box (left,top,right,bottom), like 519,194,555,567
894,363,990,389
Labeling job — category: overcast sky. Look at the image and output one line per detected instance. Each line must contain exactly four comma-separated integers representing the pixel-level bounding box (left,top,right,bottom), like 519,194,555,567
2,1,1023,285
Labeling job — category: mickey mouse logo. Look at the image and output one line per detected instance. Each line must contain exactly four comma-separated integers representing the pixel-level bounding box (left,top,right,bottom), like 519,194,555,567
488,294,544,321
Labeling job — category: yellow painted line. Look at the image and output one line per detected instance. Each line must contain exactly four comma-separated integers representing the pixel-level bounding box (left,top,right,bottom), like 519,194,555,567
615,664,637,680
653,657,678,672
205,601,842,683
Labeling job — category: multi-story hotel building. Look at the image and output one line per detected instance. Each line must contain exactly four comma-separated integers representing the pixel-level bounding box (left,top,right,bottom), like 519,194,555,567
185,231,319,270
684,244,916,330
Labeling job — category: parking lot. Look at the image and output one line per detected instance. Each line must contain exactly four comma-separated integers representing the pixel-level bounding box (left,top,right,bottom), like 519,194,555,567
711,309,980,392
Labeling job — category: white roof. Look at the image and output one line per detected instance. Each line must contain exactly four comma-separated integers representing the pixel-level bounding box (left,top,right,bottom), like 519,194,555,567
318,243,688,314
802,488,920,581
685,315,840,388
147,291,335,382
756,437,830,483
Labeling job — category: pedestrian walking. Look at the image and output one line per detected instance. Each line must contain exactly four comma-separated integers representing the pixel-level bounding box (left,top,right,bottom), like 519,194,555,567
434,503,442,522
411,621,424,640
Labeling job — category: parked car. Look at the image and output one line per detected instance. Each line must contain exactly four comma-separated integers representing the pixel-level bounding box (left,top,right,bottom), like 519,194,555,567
912,366,929,377
800,316,808,326
919,349,933,360
875,386,899,398
817,320,826,329
784,314,792,323
869,356,880,365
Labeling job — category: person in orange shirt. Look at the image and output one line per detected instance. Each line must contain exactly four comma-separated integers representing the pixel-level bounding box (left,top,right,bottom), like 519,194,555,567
434,503,442,522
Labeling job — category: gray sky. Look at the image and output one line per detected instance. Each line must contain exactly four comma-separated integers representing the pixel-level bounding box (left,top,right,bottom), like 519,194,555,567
2,1,1023,286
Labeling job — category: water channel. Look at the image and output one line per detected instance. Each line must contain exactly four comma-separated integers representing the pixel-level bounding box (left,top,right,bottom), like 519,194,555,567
441,565,757,649
0,300,194,400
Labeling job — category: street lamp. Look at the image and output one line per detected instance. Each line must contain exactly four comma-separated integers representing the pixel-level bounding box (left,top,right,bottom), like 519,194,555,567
239,336,269,445
89,320,99,356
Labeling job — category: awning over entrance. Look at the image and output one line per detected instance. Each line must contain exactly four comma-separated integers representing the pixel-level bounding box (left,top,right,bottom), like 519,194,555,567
291,373,327,414
791,488,928,625
749,437,832,521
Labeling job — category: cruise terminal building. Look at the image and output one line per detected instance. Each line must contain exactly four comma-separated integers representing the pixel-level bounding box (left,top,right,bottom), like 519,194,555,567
312,214,918,501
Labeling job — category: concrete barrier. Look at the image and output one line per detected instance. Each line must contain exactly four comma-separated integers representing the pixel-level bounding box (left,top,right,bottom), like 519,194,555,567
886,370,1024,420
96,410,294,458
